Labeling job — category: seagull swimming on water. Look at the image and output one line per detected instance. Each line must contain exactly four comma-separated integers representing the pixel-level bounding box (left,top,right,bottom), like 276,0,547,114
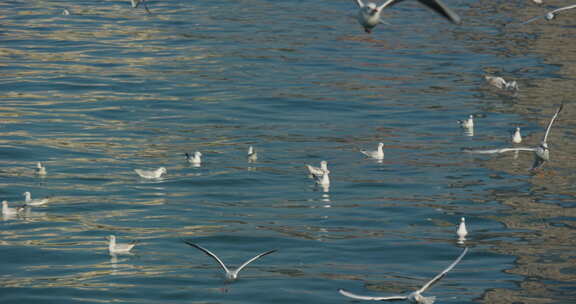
523,4,576,24
457,217,468,243
2,200,24,216
306,160,330,179
248,146,258,162
183,241,277,281
36,162,47,176
484,76,519,91
108,235,137,254
134,167,167,179
23,191,49,207
512,127,522,144
185,152,202,166
463,104,564,171
457,115,474,129
338,247,468,304
352,0,461,33
361,143,385,160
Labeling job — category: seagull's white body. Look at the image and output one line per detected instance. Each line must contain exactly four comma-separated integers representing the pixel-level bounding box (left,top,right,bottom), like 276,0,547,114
185,152,202,166
338,247,468,304
184,241,277,281
2,200,21,216
36,162,47,176
484,76,518,91
313,171,331,187
248,146,258,162
463,104,563,171
23,191,49,206
361,143,385,160
108,235,136,254
135,167,167,179
352,0,461,33
512,127,522,144
62,8,70,16
306,161,330,178
457,217,468,241
457,115,474,129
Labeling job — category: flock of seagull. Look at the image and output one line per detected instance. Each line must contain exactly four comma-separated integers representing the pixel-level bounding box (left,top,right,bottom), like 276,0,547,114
6,0,573,303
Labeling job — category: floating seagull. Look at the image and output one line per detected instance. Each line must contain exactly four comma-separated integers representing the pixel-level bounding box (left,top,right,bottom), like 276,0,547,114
523,4,576,24
248,146,258,162
183,241,277,281
130,0,151,14
338,247,468,304
484,76,518,91
512,127,522,144
457,115,474,129
352,0,461,33
2,200,24,216
313,171,331,188
23,191,49,207
463,104,563,171
185,152,202,166
306,160,330,179
36,162,47,176
108,235,137,255
62,8,70,16
361,143,385,160
134,167,167,179
457,217,468,243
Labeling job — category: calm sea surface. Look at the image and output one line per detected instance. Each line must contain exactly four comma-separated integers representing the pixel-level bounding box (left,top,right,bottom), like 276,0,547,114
1,1,575,303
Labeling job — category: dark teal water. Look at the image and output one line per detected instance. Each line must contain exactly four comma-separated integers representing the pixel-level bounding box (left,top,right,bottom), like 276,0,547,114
1,1,575,303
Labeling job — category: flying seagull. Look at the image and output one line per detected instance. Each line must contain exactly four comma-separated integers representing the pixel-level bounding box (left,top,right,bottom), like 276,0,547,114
183,241,277,281
338,247,468,304
352,0,461,33
463,104,564,171
523,4,576,24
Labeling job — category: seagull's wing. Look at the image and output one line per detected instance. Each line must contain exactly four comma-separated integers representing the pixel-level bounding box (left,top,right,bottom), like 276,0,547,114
416,247,468,294
522,14,545,25
462,147,536,154
338,289,407,301
542,103,563,144
234,249,277,274
353,0,365,8
378,0,397,10
384,0,461,24
184,241,230,274
551,4,576,14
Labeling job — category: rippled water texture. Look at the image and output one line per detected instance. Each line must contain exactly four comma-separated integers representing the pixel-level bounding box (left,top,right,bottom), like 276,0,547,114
1,0,575,303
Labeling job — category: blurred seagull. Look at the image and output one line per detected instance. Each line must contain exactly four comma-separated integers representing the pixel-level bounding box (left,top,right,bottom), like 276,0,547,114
338,247,468,304
185,152,202,166
512,127,522,144
457,217,468,243
183,241,277,281
463,104,564,171
2,200,24,216
62,8,70,16
248,146,258,162
484,76,519,91
130,0,151,14
306,161,330,178
352,0,461,33
457,115,474,129
523,4,576,24
23,191,49,207
314,172,331,188
361,142,385,160
36,162,47,176
108,235,137,254
134,167,167,179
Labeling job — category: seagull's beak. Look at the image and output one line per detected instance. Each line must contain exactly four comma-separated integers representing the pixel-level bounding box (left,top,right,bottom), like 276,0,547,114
372,9,378,14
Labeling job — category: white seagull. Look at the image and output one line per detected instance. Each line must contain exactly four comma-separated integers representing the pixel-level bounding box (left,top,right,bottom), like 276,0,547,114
130,0,151,14
185,152,202,166
306,160,330,178
108,235,137,254
248,146,258,162
183,241,277,281
361,143,385,160
134,167,167,179
457,217,468,242
457,115,474,129
463,104,564,171
23,191,50,207
2,200,23,216
352,0,461,33
484,76,519,91
36,162,47,176
523,4,576,24
512,127,522,144
313,171,331,188
338,247,469,304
